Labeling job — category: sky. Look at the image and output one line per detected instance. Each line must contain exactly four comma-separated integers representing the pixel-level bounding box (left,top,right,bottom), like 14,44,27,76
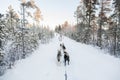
0,0,80,29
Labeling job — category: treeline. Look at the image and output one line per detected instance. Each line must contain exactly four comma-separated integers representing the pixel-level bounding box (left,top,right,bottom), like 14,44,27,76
55,0,120,58
0,0,54,76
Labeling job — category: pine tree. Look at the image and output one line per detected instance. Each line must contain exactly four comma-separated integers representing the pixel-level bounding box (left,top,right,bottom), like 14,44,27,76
111,0,120,56
97,0,112,48
0,13,7,76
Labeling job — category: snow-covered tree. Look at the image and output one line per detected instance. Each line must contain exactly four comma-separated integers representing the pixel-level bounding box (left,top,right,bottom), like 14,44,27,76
0,13,8,76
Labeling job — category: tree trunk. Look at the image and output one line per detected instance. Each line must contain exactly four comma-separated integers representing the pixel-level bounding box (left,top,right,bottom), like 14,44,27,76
22,4,25,55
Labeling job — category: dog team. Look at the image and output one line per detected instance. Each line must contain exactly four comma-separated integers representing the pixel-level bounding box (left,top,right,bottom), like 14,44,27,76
57,43,70,66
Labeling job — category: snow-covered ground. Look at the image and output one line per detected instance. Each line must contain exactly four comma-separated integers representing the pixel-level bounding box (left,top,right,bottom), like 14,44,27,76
0,35,120,80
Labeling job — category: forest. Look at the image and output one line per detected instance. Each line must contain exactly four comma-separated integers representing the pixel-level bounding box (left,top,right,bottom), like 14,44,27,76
0,0,120,77
0,0,54,75
55,0,120,58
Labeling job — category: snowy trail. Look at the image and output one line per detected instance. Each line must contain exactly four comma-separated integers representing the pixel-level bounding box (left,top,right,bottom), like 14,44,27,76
0,35,120,80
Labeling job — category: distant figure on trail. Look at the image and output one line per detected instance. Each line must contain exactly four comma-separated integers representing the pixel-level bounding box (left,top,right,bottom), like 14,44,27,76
57,50,62,62
62,43,66,50
64,51,70,66
60,43,66,50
